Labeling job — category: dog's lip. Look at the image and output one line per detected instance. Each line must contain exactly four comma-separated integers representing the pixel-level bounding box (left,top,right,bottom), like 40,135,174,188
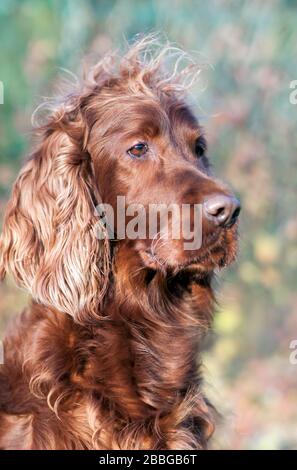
182,239,237,271
137,223,238,272
139,228,237,272
179,251,224,272
139,244,226,273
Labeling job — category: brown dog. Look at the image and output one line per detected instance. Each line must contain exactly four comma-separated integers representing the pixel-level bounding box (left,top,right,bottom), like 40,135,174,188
0,36,240,449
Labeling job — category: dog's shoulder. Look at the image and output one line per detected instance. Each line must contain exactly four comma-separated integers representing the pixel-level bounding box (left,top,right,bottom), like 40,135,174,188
0,304,93,449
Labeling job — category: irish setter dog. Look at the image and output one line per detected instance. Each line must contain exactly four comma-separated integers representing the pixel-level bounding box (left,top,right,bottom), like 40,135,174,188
0,36,240,450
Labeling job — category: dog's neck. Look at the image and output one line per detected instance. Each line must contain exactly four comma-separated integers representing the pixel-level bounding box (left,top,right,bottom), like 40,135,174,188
89,245,216,446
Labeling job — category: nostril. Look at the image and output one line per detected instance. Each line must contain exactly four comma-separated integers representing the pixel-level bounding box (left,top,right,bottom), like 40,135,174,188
231,205,241,221
214,206,225,216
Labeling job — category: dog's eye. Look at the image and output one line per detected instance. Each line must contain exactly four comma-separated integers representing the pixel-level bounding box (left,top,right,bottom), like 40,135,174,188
127,142,148,158
195,136,207,158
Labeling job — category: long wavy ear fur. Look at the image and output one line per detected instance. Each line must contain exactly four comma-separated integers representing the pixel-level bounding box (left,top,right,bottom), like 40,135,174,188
0,109,110,324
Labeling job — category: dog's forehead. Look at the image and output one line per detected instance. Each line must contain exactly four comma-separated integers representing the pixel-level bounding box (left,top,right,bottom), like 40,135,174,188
103,94,201,140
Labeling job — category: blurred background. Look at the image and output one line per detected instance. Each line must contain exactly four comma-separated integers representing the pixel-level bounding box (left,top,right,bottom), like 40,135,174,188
0,0,296,449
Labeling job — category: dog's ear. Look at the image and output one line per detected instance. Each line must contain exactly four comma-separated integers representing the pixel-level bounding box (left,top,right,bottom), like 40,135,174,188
0,108,110,323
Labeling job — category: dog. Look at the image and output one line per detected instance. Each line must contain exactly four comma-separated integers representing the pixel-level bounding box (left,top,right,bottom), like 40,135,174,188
0,36,240,449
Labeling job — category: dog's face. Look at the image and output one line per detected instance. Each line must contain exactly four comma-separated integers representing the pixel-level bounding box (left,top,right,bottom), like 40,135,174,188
87,91,240,275
0,39,241,320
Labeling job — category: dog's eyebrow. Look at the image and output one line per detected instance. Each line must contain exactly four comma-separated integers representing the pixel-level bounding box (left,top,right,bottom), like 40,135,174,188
104,102,168,139
120,120,162,140
166,103,203,146
168,102,199,128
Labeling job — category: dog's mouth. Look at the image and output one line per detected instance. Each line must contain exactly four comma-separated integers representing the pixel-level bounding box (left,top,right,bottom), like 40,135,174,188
183,226,239,270
138,225,239,276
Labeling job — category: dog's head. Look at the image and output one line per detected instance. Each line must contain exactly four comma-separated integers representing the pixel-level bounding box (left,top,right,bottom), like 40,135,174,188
0,36,240,322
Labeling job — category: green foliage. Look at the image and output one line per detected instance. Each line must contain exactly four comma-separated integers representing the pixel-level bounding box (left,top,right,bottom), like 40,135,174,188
0,0,296,449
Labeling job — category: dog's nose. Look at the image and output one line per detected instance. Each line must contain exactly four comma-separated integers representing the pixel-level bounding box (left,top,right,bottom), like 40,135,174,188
203,194,241,227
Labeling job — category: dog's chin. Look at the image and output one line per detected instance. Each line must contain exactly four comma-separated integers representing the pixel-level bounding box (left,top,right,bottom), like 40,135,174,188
179,249,236,278
139,246,237,278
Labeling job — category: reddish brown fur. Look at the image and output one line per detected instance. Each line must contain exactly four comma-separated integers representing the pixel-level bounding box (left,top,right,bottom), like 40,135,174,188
0,37,239,449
